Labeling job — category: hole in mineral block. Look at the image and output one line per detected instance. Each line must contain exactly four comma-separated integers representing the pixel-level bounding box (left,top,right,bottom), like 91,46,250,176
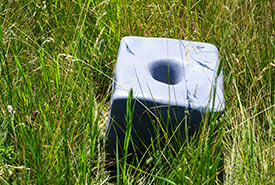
150,60,182,85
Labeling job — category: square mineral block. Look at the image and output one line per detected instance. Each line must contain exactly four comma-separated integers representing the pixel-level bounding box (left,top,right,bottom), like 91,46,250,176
105,36,224,160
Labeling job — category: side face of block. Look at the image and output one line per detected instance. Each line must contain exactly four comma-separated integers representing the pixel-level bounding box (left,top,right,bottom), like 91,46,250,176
105,98,203,160
105,36,224,161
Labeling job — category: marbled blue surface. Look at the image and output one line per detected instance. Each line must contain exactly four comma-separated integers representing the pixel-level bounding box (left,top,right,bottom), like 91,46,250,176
105,36,224,160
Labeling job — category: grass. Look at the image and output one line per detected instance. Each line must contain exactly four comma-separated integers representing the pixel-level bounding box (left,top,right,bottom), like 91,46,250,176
0,0,274,184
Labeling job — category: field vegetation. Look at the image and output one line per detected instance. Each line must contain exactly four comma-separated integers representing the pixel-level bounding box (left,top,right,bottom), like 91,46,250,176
0,0,274,184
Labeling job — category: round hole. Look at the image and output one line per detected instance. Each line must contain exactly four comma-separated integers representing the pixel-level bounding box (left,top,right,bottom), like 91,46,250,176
149,60,182,85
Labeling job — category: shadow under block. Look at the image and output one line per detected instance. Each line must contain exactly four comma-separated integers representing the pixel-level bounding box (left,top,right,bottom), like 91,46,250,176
105,36,224,161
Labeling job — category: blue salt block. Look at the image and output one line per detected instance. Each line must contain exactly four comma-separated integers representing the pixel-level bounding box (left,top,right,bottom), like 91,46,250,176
105,36,224,160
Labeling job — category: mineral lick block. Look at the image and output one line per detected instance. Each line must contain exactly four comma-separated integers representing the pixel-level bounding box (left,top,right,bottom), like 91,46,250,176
105,36,224,161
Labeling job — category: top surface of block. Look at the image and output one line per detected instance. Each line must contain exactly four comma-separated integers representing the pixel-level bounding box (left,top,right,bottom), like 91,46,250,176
113,36,224,112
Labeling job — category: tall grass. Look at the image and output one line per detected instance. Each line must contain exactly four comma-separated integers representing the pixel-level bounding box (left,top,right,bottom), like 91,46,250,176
0,0,274,184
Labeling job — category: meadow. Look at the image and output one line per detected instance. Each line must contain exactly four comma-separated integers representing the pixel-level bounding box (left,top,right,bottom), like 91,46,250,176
0,0,274,184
